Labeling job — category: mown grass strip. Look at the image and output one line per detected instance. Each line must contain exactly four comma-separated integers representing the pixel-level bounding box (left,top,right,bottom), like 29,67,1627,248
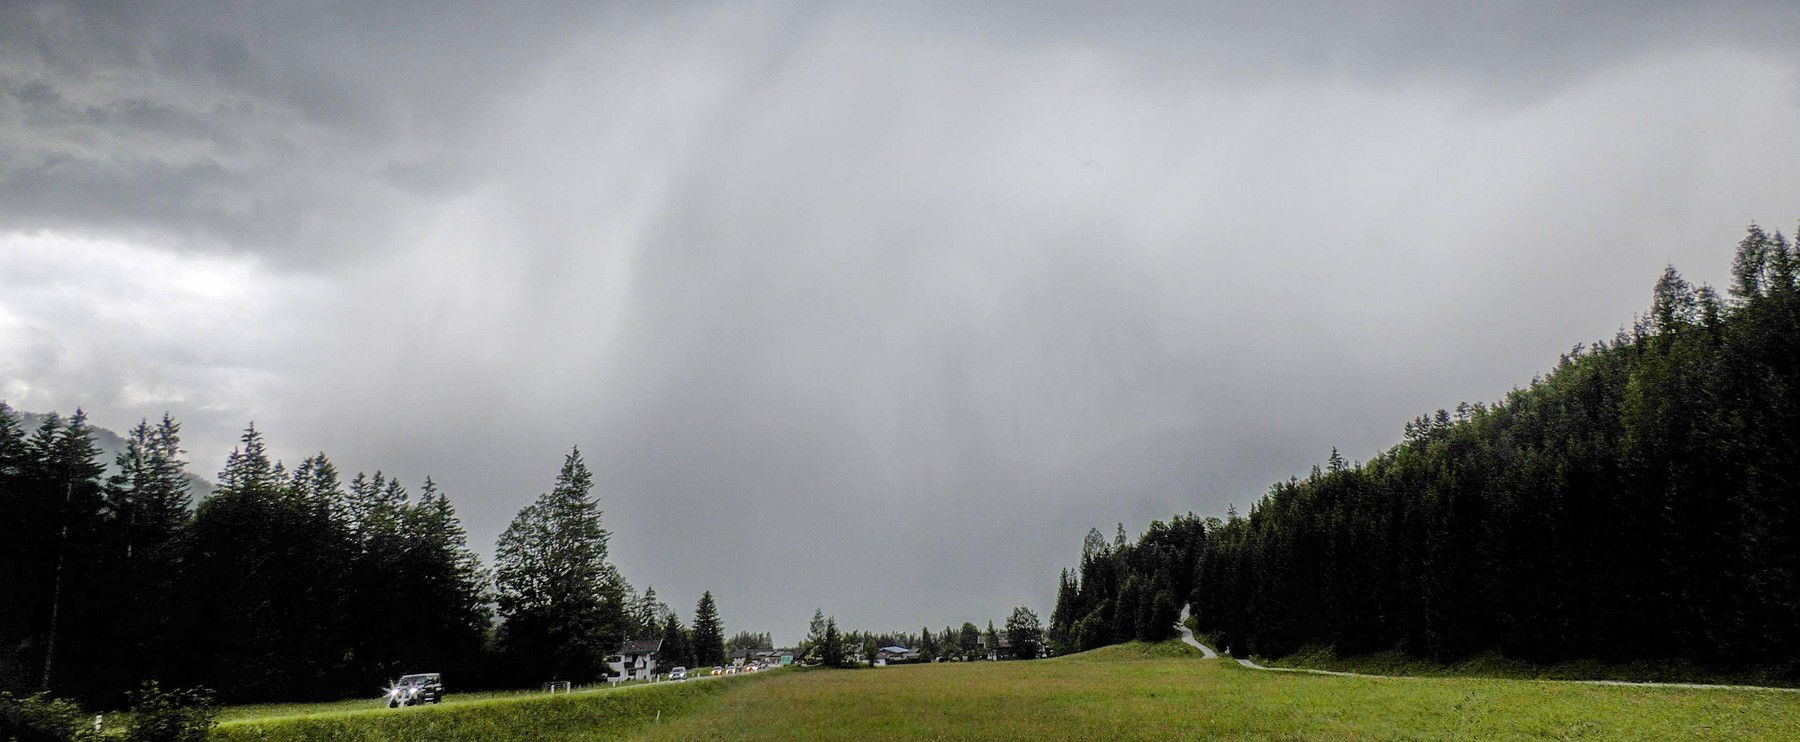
213,676,751,742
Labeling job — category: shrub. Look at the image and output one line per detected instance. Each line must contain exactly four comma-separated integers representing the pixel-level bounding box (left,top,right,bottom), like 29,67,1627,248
0,692,99,742
124,682,217,742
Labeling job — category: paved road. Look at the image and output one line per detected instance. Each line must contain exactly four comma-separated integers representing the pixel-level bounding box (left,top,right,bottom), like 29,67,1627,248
1172,608,1799,693
1171,607,1217,659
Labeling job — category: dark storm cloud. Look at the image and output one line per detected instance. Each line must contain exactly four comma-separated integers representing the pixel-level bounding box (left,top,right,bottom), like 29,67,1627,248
0,1,612,253
6,2,1796,255
6,1,1800,642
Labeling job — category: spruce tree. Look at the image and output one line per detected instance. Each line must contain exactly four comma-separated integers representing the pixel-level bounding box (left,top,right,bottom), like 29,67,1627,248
495,447,626,682
631,587,659,637
657,612,691,669
35,410,105,691
803,608,827,659
690,591,725,667
94,416,192,698
820,618,844,667
1048,569,1078,653
396,477,491,675
186,423,338,699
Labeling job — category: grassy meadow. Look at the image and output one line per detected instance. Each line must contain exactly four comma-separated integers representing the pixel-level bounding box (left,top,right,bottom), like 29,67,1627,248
210,676,745,742
1257,645,1800,689
211,642,1800,741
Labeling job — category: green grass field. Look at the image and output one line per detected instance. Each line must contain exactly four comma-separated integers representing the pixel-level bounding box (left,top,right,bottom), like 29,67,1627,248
1257,644,1800,689
213,642,1800,741
210,677,746,741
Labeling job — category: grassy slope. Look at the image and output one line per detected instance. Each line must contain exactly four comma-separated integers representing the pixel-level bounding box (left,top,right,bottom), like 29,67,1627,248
628,641,1800,741
1181,612,1800,688
211,676,748,742
218,687,591,724
1259,645,1800,688
207,642,1800,741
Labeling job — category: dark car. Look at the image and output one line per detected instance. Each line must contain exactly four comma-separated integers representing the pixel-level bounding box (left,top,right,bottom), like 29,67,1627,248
386,673,443,707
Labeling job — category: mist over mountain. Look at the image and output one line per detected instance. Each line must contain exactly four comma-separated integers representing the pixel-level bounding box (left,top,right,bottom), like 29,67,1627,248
18,411,214,500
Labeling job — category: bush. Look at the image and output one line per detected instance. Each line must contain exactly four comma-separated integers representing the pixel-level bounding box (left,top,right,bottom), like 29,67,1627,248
124,682,217,742
0,692,99,742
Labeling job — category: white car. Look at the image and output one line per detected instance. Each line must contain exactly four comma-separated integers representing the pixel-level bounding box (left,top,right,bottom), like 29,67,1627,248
668,667,687,681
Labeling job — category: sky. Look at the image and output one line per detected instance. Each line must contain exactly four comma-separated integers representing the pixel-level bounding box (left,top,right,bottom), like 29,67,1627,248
4,1,1800,644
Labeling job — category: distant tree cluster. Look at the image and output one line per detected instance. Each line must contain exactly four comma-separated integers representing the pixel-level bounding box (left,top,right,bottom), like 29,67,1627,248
804,607,1044,665
1066,225,1800,674
0,419,736,705
1047,519,1204,654
724,631,774,656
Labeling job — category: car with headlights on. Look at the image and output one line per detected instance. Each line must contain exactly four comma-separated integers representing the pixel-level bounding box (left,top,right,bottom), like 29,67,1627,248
386,673,443,707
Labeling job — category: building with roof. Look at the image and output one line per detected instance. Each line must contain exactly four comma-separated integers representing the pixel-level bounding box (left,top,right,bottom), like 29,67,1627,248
607,638,664,681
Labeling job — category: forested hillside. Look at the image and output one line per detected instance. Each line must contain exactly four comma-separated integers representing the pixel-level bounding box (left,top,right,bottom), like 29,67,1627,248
1054,224,1800,674
0,416,724,705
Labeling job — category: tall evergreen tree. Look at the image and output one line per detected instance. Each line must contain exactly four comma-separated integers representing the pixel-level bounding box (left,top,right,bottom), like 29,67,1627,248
184,424,353,700
88,416,192,699
34,410,105,692
391,477,491,677
631,586,670,638
494,448,626,682
1048,568,1078,653
819,618,844,668
802,608,827,660
690,591,725,667
657,612,691,669
0,402,28,691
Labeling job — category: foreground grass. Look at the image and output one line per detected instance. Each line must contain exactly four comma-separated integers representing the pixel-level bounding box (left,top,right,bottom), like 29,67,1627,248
211,676,747,741
629,642,1800,741
217,686,599,724
1260,644,1800,689
209,643,1800,740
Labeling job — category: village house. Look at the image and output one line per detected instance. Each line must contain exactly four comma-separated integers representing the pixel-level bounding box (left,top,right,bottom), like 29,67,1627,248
980,635,1012,661
606,638,663,682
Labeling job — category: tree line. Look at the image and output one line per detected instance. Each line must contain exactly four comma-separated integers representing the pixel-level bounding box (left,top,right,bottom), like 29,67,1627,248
0,418,735,705
1054,224,1800,675
1047,519,1206,654
800,607,1044,666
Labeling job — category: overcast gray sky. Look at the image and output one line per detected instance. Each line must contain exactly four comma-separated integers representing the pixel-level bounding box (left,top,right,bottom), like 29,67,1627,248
5,1,1800,644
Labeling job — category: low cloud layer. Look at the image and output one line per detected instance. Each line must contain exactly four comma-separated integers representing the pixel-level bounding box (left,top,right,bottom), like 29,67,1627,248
6,1,1800,641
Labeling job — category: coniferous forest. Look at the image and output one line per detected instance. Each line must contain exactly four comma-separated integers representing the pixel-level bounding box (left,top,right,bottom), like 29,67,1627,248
0,418,723,705
1052,225,1800,676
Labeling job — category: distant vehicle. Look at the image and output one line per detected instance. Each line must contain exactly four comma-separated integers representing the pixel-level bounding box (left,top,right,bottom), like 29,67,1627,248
669,667,687,680
387,673,443,707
